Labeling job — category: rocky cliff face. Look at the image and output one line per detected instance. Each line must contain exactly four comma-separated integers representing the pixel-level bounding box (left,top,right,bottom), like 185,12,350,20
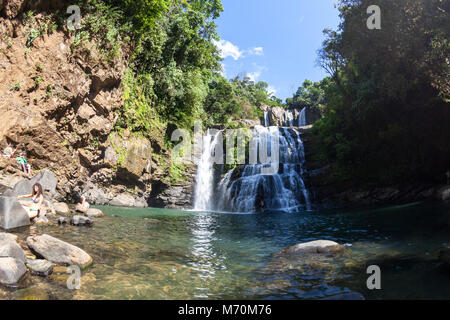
0,1,193,208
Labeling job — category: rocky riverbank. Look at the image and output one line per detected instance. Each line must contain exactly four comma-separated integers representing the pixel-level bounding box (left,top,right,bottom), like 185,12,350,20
0,0,199,210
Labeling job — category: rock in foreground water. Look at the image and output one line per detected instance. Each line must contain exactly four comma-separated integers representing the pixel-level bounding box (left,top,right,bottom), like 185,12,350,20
0,232,18,243
282,240,345,255
0,257,27,285
0,239,27,263
70,215,93,226
26,259,53,277
54,202,70,215
26,234,93,268
0,196,30,230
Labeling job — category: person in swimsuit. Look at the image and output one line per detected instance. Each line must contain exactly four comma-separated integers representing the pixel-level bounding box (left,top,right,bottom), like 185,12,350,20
17,183,44,219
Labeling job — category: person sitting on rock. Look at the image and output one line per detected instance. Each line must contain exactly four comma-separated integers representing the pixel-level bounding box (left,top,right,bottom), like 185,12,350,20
75,196,90,213
16,152,31,176
17,183,44,220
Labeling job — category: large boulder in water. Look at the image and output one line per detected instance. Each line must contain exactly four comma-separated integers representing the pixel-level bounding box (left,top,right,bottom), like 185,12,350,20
0,257,27,285
0,196,30,230
282,240,345,255
26,234,92,268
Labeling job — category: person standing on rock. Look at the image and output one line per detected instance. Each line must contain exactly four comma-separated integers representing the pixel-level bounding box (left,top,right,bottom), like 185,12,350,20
17,183,44,219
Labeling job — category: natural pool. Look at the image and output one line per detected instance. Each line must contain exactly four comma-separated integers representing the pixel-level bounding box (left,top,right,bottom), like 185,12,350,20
1,201,449,300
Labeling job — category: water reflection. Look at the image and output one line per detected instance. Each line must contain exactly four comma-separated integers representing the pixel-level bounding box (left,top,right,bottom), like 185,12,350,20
2,201,449,300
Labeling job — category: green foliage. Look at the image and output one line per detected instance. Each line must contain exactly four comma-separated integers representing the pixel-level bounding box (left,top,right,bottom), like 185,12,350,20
10,82,22,91
26,28,40,47
287,78,331,115
313,0,450,185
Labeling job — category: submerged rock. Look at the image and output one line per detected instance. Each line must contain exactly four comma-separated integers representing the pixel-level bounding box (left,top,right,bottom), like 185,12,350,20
0,257,27,285
85,208,104,218
282,240,345,255
34,216,49,225
70,215,93,226
26,234,93,268
54,202,70,215
321,292,365,300
26,259,53,277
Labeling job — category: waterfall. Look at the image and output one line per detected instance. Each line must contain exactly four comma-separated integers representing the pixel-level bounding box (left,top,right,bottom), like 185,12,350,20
282,110,294,127
193,131,221,211
216,126,311,213
264,111,270,127
298,107,307,127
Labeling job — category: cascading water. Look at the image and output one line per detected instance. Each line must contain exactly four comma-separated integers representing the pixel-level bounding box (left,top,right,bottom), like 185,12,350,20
193,108,312,213
298,107,307,127
216,125,311,213
264,111,270,127
193,131,221,211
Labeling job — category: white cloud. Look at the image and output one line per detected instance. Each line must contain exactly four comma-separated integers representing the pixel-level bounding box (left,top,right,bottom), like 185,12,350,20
248,47,264,56
213,39,243,60
246,71,262,82
267,86,277,97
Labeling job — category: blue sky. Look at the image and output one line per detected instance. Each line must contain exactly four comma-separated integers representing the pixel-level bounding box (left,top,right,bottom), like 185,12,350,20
214,0,341,101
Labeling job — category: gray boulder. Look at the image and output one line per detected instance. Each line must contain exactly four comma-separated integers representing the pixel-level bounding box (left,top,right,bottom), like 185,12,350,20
57,217,67,225
26,234,93,268
110,193,136,207
4,170,58,199
0,232,18,242
70,215,93,226
0,196,30,230
0,239,26,263
26,259,53,277
85,208,104,218
282,240,345,255
54,202,70,215
0,257,27,285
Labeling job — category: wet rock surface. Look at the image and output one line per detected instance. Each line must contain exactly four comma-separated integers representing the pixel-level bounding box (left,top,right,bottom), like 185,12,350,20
26,259,53,277
26,234,93,268
70,215,93,227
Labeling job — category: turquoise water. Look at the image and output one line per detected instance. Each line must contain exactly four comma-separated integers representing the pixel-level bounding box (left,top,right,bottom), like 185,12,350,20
3,201,450,300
